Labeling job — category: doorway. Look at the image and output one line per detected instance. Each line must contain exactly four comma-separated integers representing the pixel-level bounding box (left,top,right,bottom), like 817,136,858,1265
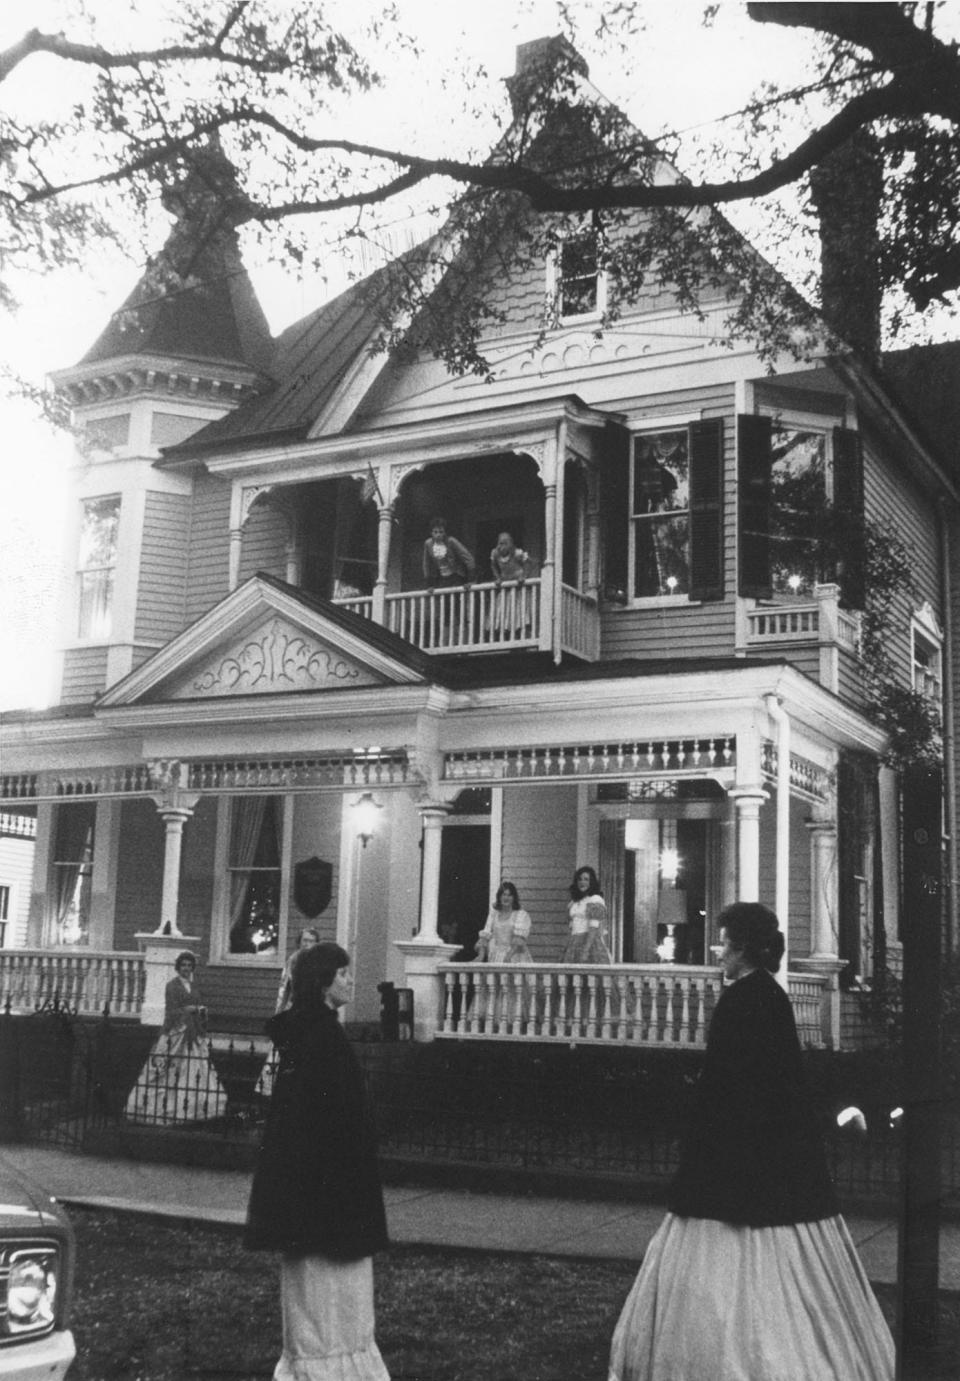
437,824,491,960
604,813,717,964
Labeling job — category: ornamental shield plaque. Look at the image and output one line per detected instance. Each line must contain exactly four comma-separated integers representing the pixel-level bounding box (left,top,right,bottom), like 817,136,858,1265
293,856,333,919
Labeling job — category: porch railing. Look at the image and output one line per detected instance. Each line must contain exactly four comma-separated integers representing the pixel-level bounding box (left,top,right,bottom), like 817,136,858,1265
560,584,600,660
436,963,828,1049
384,579,542,653
0,949,145,1019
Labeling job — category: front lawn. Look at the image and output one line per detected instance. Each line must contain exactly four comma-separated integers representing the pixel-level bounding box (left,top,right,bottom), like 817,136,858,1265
66,1207,957,1380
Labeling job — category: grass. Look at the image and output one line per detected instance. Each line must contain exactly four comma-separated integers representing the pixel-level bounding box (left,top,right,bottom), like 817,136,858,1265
66,1207,959,1381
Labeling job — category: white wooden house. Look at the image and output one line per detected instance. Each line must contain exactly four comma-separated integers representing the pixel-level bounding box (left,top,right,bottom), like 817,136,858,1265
2,39,956,1048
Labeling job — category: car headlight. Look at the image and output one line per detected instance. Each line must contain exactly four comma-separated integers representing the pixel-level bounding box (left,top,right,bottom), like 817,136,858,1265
3,1246,59,1338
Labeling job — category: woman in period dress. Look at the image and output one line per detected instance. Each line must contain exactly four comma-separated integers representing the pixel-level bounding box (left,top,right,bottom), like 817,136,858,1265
125,950,228,1125
488,532,533,639
475,881,534,963
256,927,321,1098
245,942,391,1381
608,902,894,1381
562,866,612,964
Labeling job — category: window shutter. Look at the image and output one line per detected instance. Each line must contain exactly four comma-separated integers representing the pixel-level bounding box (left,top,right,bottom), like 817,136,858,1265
737,414,773,599
602,421,631,600
832,426,866,609
688,417,725,602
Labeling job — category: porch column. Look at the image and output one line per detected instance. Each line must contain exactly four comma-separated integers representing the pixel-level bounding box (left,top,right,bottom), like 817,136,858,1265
373,502,394,625
728,787,767,902
228,526,243,592
394,801,458,1039
151,790,200,936
795,814,844,1048
540,481,557,655
417,803,449,942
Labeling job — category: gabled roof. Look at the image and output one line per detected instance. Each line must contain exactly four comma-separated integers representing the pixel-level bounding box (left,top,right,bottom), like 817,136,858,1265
161,240,438,458
881,340,960,478
96,572,438,707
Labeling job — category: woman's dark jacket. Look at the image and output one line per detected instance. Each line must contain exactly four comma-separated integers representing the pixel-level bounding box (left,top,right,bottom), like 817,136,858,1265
668,967,840,1227
244,1004,389,1259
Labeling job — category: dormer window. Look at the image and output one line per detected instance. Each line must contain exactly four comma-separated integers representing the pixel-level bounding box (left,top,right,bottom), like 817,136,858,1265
552,230,607,320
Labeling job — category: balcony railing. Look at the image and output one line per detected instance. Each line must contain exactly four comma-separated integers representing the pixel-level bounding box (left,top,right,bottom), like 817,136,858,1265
333,578,598,663
0,949,144,1019
436,962,828,1049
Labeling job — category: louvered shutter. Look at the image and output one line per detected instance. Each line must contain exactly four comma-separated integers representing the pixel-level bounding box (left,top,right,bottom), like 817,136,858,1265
602,420,631,600
688,417,725,602
738,414,773,598
832,426,866,609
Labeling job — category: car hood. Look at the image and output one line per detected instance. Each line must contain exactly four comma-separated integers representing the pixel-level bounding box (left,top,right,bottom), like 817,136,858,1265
0,1168,69,1231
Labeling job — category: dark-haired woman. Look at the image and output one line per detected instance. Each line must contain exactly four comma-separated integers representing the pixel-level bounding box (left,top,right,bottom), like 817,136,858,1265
562,866,611,963
245,942,390,1380
256,927,322,1098
125,950,227,1124
609,902,894,1381
476,881,534,963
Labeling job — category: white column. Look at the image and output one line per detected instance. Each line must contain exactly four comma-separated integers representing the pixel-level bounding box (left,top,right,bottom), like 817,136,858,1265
808,817,840,958
373,502,394,624
417,803,449,942
540,481,557,655
728,787,767,902
151,792,200,936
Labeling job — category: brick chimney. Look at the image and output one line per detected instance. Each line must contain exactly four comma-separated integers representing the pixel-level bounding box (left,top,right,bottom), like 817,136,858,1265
809,129,883,364
507,35,589,117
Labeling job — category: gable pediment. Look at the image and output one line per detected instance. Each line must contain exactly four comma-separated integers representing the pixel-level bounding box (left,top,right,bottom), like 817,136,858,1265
166,614,381,698
96,574,429,708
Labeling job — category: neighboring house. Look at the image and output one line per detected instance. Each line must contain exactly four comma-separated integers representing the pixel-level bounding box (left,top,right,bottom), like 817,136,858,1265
1,39,956,1046
0,814,36,950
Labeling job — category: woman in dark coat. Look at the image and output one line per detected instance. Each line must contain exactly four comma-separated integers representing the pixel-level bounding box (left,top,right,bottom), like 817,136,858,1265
245,942,390,1380
609,902,894,1381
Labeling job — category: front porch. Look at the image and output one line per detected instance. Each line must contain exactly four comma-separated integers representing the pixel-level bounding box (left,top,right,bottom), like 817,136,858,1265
0,948,835,1049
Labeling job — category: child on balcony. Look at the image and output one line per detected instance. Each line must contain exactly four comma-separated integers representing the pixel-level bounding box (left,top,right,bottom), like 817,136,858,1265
422,516,475,588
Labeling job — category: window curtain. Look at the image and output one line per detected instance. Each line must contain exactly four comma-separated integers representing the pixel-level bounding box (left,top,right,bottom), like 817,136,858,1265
52,805,94,946
599,818,626,960
228,796,269,944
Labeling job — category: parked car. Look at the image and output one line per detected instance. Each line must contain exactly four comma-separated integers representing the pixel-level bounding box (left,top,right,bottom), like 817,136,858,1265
0,1168,74,1378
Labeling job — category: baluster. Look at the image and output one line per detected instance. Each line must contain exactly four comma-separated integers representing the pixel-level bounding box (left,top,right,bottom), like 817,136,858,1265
679,978,691,1043
572,973,584,1034
616,974,629,1041
443,971,455,1033
542,972,555,1036
600,974,613,1041
662,980,676,1044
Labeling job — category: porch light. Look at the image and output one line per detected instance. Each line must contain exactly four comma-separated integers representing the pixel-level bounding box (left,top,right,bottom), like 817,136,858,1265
787,573,803,593
659,848,680,882
353,792,383,849
665,575,678,593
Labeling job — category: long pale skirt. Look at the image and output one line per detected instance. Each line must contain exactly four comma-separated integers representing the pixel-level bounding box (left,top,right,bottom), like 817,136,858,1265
609,1212,894,1381
275,1254,389,1381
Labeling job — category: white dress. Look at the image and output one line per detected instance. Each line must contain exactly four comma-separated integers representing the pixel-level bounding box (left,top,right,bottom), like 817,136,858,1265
476,908,533,962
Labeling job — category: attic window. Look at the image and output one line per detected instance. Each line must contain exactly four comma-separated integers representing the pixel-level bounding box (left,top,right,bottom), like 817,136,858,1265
555,231,605,319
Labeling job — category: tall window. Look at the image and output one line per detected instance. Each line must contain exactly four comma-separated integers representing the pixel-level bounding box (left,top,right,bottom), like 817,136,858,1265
738,415,864,607
77,496,120,638
0,886,9,949
631,429,690,597
556,232,604,318
912,614,943,713
52,802,95,946
768,425,829,596
227,796,282,955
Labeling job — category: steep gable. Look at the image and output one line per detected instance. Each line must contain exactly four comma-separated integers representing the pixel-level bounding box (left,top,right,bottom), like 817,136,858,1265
96,573,434,706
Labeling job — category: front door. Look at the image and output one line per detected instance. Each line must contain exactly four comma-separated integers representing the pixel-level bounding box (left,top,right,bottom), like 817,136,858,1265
437,825,491,959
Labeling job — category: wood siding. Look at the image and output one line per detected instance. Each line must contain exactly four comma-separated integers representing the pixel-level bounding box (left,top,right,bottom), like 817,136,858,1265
237,501,289,586
60,647,109,705
499,784,578,960
185,473,231,624
0,837,34,946
134,490,190,644
114,799,164,945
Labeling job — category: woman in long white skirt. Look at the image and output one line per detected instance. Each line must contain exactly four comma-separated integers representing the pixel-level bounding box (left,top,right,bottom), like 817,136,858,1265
609,903,894,1381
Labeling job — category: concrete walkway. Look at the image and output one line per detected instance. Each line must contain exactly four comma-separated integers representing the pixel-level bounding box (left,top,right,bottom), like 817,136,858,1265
4,1143,958,1290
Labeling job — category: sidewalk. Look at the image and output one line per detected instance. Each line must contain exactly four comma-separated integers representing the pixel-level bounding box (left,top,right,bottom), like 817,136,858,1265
4,1143,957,1290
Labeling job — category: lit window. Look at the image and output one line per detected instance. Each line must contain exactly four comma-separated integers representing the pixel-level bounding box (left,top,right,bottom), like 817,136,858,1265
226,796,282,956
912,613,943,711
768,426,828,597
556,232,604,318
0,885,9,948
631,429,690,597
77,496,120,639
51,803,95,946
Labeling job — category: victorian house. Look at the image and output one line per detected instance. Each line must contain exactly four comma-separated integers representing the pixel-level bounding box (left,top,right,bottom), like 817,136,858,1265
1,39,955,1049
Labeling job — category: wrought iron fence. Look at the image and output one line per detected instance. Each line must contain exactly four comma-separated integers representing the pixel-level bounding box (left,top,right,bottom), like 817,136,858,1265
2,1010,959,1215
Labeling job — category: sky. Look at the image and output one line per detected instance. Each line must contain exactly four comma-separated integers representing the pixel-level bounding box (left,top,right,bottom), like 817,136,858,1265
0,0,956,711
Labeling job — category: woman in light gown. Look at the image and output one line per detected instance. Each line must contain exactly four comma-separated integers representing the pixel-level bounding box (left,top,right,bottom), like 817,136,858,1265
475,881,533,963
562,866,612,963
125,950,227,1125
608,902,894,1381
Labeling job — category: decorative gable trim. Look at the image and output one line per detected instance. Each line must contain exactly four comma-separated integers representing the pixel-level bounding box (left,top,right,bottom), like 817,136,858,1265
95,574,428,707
